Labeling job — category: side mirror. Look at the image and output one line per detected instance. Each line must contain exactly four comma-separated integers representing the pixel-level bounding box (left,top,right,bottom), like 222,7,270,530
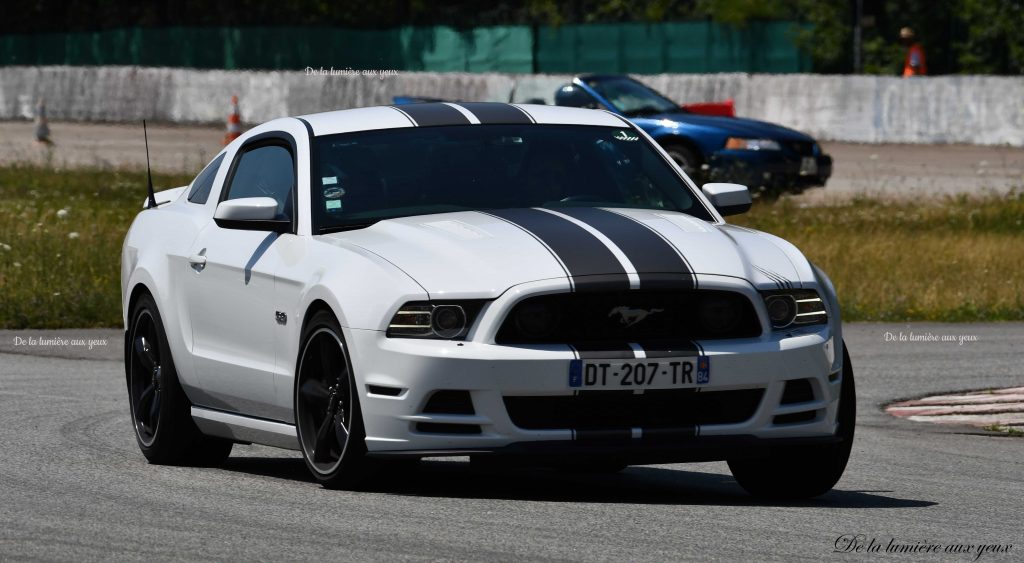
701,183,752,216
214,197,290,233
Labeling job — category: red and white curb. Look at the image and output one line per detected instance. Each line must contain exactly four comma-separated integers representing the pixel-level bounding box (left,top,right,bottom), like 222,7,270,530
886,387,1024,432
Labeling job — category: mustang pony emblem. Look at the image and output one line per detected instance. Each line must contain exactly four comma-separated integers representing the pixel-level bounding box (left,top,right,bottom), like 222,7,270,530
608,306,665,327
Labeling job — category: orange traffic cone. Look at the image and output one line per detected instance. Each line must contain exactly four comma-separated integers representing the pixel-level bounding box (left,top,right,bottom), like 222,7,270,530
224,95,242,145
35,98,53,145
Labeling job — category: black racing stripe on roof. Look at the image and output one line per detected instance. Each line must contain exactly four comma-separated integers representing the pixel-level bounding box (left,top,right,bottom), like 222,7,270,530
484,208,629,292
390,103,470,127
555,207,695,290
456,102,534,124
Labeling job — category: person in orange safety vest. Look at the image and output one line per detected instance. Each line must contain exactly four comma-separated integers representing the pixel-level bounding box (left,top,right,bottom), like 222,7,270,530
900,27,927,77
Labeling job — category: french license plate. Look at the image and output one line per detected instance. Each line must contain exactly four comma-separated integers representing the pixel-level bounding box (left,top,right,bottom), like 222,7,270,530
799,156,818,176
568,356,710,390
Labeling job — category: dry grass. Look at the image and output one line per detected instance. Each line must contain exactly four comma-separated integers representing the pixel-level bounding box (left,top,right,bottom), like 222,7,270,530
733,194,1024,321
1,164,1022,328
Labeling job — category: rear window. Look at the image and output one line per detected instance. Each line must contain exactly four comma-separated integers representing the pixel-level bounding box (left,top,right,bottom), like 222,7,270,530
312,124,712,233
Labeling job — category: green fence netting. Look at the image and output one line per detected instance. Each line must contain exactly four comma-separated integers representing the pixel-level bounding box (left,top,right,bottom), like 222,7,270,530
535,21,810,74
0,22,806,73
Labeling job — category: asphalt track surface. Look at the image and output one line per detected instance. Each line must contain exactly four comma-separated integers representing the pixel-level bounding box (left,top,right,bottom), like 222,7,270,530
1,323,1021,561
2,120,1022,203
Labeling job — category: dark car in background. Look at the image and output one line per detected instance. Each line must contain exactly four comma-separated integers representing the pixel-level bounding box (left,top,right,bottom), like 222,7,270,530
553,75,832,196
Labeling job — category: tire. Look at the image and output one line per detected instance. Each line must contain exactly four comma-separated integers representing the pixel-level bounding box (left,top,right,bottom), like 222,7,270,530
294,309,373,489
127,292,233,466
727,343,856,499
663,142,702,179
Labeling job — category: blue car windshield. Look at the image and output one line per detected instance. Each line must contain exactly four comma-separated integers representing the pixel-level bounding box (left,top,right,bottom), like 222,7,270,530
584,77,680,117
312,124,712,234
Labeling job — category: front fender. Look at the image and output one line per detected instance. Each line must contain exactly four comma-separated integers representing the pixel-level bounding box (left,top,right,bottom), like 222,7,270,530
811,261,843,374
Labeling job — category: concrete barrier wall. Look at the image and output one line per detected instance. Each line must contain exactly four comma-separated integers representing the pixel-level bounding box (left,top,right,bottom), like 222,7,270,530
2,66,1023,146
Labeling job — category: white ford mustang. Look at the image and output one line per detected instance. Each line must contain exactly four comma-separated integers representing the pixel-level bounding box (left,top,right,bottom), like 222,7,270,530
121,102,854,497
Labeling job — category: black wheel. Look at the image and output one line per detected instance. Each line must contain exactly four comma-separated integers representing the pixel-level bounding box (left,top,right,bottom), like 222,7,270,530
727,343,856,499
127,292,232,466
663,142,702,178
295,309,372,488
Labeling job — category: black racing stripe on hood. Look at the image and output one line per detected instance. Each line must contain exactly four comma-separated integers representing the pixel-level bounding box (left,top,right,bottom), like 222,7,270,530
555,207,695,290
484,208,629,292
390,103,470,127
457,102,534,124
633,339,701,358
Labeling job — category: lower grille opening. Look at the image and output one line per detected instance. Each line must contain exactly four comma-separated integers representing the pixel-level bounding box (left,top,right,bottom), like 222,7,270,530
415,422,481,435
773,410,818,425
423,390,475,415
780,379,815,404
504,388,764,431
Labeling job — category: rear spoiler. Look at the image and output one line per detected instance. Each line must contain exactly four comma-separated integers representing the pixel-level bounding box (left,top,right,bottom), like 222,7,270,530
681,99,735,117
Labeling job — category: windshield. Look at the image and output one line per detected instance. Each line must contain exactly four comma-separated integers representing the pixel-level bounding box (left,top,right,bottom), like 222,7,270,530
584,77,681,117
312,124,711,234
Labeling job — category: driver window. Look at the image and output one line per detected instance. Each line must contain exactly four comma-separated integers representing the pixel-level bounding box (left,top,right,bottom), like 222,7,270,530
225,144,294,220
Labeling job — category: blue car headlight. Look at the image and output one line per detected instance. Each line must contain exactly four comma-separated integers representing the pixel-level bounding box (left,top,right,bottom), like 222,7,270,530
725,137,781,151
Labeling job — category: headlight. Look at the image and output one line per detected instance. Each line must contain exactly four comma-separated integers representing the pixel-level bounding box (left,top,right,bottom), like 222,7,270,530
387,301,486,340
761,290,827,329
725,137,781,151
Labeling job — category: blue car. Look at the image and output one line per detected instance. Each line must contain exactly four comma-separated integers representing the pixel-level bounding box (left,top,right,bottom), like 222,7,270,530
553,75,832,195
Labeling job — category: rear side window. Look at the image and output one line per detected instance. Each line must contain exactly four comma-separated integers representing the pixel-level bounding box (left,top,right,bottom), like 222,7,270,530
224,144,295,221
187,153,226,204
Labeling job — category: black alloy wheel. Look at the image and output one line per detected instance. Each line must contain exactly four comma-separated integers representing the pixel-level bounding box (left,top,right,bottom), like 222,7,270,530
126,292,232,465
295,310,370,488
129,309,163,446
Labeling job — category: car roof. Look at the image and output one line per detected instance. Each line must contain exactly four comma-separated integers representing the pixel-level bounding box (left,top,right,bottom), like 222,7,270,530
296,102,631,137
575,74,635,83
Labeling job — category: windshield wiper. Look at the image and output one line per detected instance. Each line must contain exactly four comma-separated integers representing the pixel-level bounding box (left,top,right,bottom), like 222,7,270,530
318,221,380,234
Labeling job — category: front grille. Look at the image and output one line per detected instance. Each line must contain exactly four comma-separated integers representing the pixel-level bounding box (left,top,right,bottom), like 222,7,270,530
495,290,761,345
786,141,815,156
504,388,764,430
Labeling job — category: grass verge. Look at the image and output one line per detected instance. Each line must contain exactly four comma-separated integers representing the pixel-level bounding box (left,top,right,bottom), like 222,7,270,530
0,165,192,328
1,165,1022,328
732,195,1024,322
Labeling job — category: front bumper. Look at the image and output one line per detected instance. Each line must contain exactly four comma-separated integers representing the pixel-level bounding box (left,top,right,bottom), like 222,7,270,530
345,280,843,459
708,150,832,191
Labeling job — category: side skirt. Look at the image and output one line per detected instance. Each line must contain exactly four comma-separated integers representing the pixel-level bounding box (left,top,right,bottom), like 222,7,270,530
191,406,300,450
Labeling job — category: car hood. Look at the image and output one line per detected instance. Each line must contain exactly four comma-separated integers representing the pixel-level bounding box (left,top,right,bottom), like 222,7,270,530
321,209,805,297
635,112,814,142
